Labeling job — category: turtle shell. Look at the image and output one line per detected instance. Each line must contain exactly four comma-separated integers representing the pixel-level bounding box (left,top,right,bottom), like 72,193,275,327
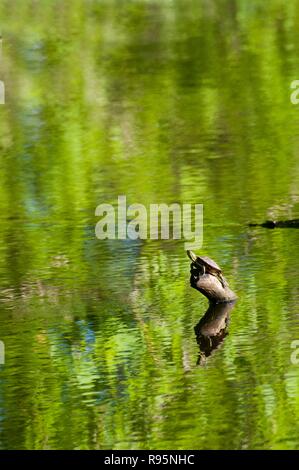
196,256,222,273
187,251,222,273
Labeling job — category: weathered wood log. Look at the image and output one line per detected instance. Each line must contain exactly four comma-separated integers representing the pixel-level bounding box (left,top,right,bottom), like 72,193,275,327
189,261,237,303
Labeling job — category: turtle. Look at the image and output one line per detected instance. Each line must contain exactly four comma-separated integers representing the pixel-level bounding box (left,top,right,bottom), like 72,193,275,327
187,250,227,288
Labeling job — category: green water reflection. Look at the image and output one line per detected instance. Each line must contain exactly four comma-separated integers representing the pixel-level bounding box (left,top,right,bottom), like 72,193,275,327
0,0,299,450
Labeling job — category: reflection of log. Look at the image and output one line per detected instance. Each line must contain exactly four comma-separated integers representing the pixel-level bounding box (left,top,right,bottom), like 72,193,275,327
190,264,237,303
249,219,299,229
194,301,236,366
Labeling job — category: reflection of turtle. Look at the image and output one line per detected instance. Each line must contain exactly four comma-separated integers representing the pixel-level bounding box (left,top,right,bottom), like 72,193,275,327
187,250,227,288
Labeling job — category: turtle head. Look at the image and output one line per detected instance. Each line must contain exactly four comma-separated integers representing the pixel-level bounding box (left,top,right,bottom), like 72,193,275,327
186,250,198,263
187,250,205,281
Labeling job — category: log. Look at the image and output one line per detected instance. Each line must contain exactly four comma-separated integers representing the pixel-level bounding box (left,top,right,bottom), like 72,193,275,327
190,265,237,303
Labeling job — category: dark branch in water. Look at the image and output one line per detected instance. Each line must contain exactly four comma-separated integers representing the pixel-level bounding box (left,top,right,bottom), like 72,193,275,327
249,219,299,229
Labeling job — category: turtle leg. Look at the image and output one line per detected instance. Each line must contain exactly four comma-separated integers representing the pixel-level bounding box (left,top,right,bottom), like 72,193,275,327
218,274,227,288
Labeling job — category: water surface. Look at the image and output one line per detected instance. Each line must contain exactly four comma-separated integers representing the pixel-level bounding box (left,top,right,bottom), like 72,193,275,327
0,0,299,450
